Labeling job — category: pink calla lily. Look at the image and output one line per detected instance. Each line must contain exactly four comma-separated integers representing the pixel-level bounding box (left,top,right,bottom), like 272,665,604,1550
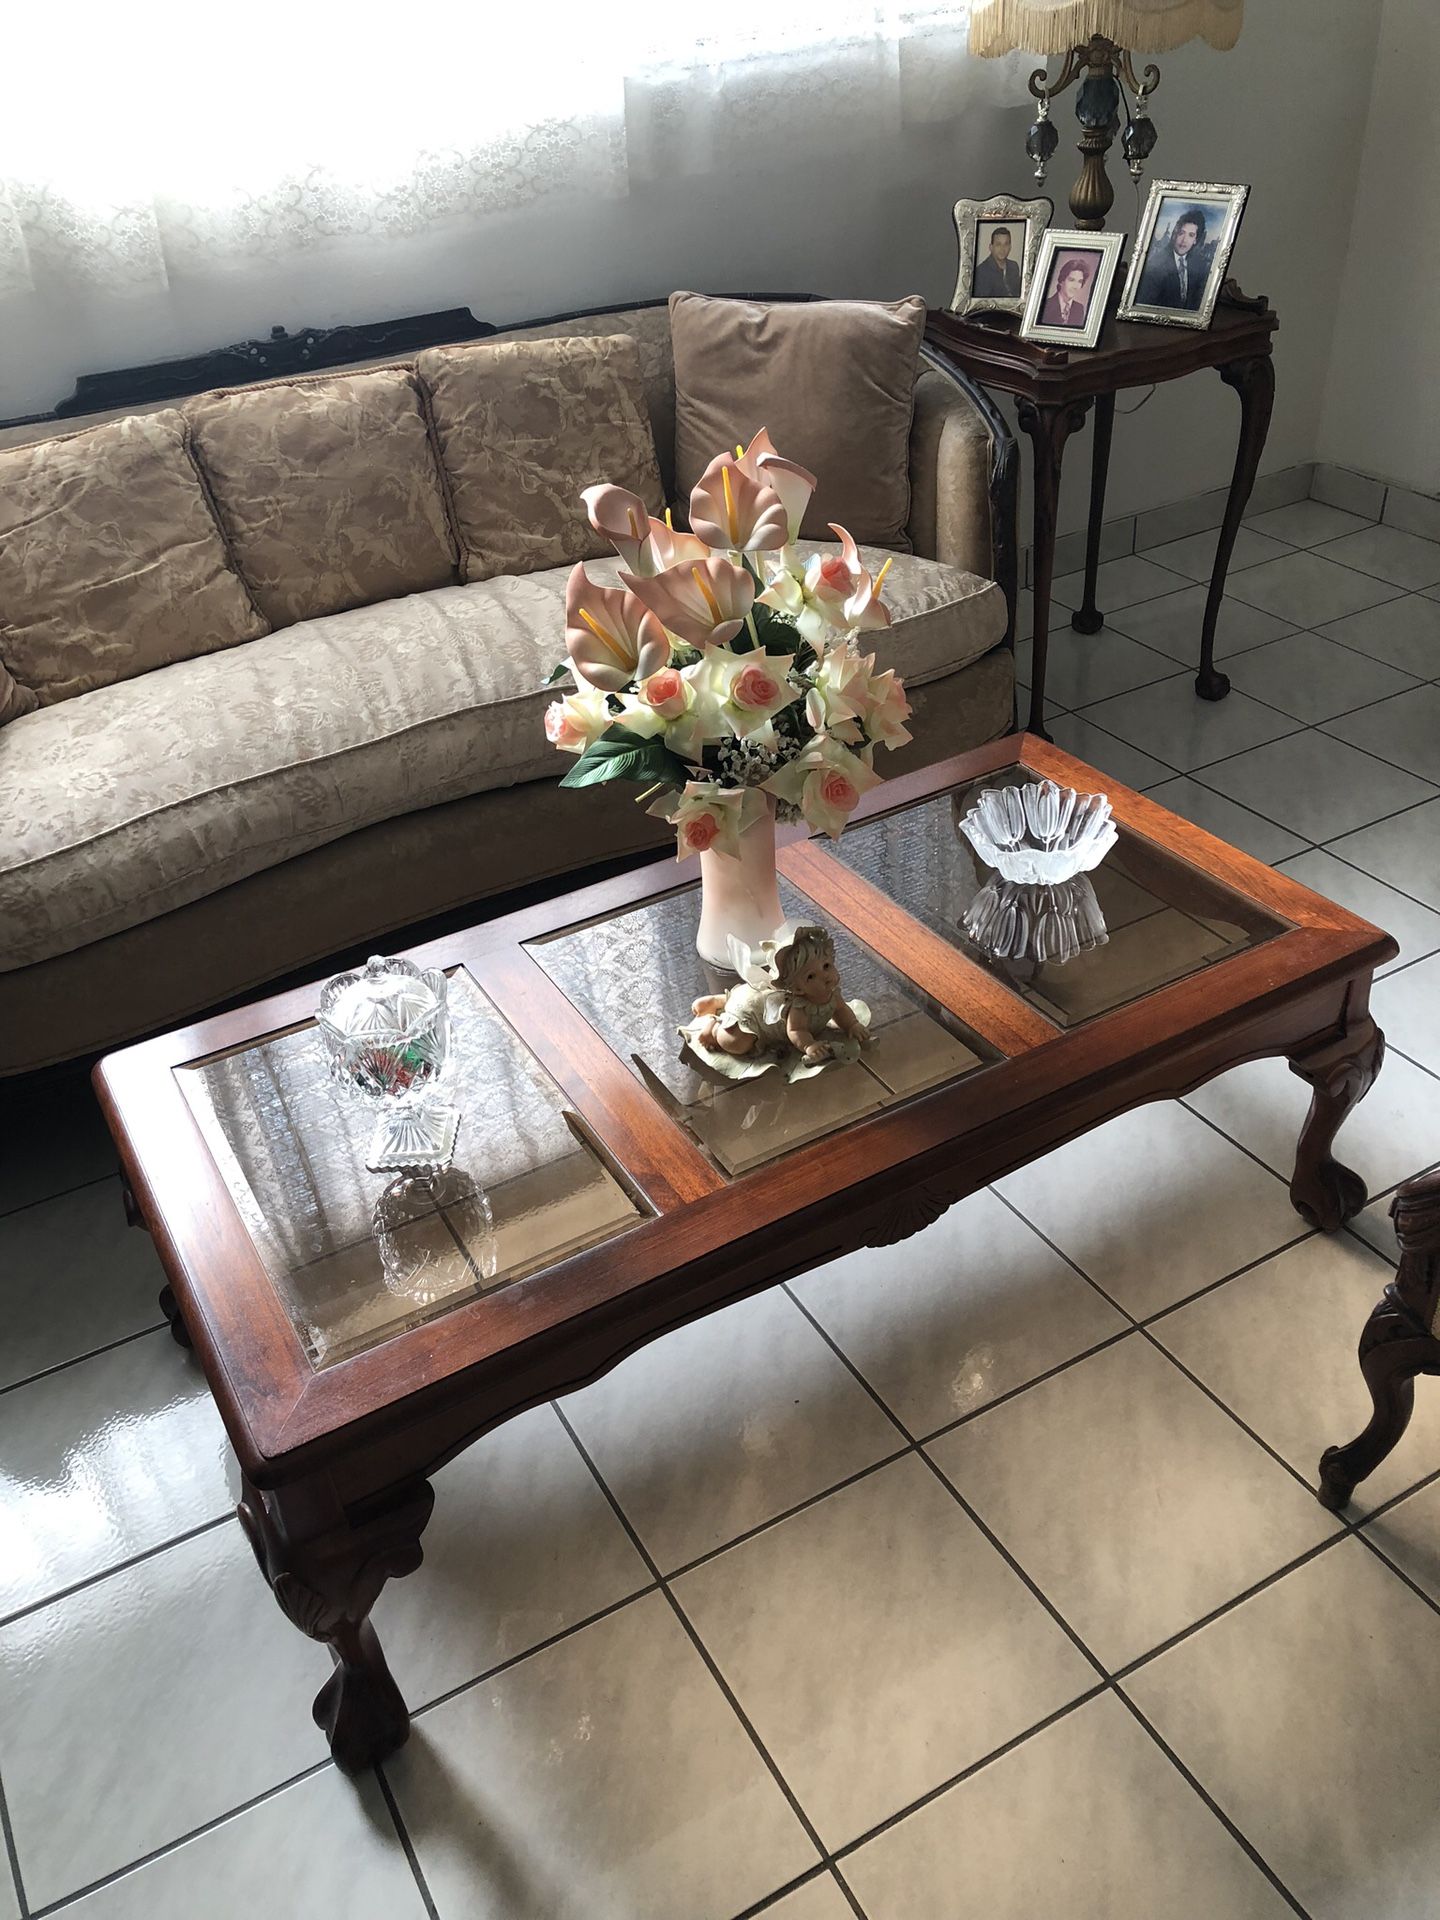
621,554,756,649
804,524,893,633
646,517,712,572
732,429,817,543
580,484,654,573
564,564,670,691
688,452,789,554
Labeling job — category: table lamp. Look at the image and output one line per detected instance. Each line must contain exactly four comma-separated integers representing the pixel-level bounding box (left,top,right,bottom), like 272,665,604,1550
969,0,1244,229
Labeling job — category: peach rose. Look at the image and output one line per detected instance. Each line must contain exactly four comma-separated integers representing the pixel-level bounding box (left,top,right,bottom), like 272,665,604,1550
543,686,608,754
639,666,690,719
731,661,783,711
681,812,722,853
820,769,859,814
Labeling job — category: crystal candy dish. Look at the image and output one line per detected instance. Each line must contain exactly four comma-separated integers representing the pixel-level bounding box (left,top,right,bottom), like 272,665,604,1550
957,778,1116,884
964,874,1109,966
316,955,461,1172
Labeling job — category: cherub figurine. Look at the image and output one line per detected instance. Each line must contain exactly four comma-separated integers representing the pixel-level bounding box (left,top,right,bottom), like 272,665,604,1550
683,925,872,1083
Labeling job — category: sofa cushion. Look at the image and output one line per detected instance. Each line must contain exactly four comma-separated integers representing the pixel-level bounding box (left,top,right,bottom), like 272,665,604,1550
670,293,927,551
418,334,664,583
0,410,267,713
0,550,1004,971
185,369,457,628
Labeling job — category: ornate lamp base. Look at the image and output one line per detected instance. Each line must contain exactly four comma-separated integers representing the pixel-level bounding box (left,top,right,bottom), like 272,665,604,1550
1027,35,1160,232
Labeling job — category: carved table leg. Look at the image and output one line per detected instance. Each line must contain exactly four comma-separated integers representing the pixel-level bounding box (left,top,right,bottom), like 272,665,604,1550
1318,1172,1440,1507
1070,392,1116,636
158,1284,193,1350
1016,395,1093,741
238,1474,434,1774
122,1176,193,1349
1288,1016,1384,1231
1197,353,1275,702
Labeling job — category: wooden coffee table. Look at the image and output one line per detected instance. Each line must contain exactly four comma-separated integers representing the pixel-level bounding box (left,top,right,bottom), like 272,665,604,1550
95,734,1396,1774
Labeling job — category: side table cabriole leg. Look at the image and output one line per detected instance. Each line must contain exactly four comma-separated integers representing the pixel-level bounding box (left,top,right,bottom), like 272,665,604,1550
1318,1170,1440,1509
121,1175,192,1349
1016,396,1093,740
238,1474,434,1774
1070,392,1116,636
1197,353,1276,702
1288,1015,1384,1232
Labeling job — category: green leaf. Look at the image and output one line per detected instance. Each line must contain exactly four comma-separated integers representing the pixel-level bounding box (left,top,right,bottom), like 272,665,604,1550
558,728,691,791
748,601,801,653
543,660,572,686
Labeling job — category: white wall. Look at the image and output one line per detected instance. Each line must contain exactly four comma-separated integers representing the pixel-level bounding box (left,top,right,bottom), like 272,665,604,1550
1317,0,1440,497
0,0,1385,535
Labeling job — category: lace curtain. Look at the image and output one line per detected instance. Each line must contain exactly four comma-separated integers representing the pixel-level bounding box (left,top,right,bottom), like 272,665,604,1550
0,4,1019,301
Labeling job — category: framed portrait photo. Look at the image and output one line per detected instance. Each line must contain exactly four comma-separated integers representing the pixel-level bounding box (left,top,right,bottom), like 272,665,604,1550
1117,179,1250,330
949,195,1051,318
1019,229,1125,350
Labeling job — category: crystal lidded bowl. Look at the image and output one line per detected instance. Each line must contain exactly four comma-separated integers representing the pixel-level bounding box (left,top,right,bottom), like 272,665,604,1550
316,955,459,1170
957,778,1117,884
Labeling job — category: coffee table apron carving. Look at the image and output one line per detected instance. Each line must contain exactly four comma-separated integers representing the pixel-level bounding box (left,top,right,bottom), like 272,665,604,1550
95,734,1394,1774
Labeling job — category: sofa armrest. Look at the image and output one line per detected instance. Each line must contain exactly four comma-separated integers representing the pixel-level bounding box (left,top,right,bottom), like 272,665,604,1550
906,349,1018,641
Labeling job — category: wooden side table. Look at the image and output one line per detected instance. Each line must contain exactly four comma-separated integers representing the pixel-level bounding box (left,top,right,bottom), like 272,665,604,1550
926,298,1280,739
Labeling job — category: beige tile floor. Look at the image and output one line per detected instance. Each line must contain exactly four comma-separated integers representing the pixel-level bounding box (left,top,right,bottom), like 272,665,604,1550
4,501,1440,1917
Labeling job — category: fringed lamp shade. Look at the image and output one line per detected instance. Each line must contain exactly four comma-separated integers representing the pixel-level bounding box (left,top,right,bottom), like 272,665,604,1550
970,0,1244,55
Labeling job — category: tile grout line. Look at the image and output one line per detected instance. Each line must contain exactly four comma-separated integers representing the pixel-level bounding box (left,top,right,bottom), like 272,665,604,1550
0,1511,235,1633
0,1763,29,1920
0,1319,172,1403
547,1400,839,1877
408,1576,665,1723
23,1758,336,1920
373,1761,441,1920
0,1166,122,1226
1108,1690,1313,1920
729,1862,860,1920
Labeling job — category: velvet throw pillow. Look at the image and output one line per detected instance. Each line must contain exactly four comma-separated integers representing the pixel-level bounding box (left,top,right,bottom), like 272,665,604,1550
417,334,665,582
669,293,928,552
186,369,457,629
0,410,267,714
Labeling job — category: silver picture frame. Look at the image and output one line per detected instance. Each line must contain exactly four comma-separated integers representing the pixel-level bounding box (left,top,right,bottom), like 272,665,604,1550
1019,229,1126,351
1116,178,1250,331
949,194,1052,318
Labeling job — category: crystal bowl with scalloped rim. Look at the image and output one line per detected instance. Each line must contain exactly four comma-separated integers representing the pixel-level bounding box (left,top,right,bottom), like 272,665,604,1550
957,778,1117,884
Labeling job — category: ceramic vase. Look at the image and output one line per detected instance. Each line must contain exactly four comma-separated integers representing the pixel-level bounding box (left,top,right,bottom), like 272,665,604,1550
696,794,784,968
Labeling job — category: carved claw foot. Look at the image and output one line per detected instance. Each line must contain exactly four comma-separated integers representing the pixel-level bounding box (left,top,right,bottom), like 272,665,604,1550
239,1476,434,1775
313,1618,413,1774
1292,1158,1369,1235
1289,1018,1384,1232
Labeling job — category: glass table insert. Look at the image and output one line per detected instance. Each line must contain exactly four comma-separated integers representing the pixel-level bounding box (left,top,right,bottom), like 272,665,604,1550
179,967,647,1370
530,878,999,1177
830,767,1292,1029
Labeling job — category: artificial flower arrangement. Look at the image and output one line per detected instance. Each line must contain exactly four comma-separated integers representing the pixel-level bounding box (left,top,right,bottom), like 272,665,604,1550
543,430,913,858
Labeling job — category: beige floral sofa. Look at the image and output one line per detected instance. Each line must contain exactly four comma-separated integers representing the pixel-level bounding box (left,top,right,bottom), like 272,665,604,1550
0,299,1015,1075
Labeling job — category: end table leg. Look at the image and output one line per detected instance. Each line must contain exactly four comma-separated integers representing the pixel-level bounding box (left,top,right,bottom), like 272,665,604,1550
1016,396,1092,740
1318,1300,1431,1509
238,1475,434,1775
1198,354,1275,702
1321,1168,1440,1506
1288,1016,1384,1232
1071,393,1115,636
